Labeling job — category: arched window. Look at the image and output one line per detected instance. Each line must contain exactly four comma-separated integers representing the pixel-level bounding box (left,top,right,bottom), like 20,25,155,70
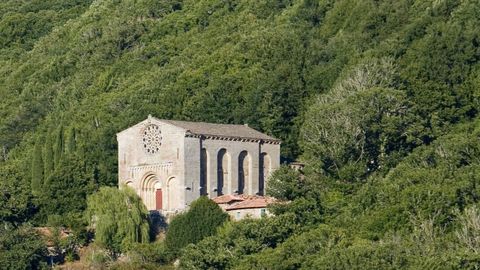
217,149,229,196
125,181,134,188
238,151,250,194
200,148,208,195
259,153,271,195
167,177,180,211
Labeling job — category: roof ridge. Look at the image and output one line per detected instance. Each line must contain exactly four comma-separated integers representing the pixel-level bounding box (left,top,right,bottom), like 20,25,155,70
119,116,281,142
161,118,250,127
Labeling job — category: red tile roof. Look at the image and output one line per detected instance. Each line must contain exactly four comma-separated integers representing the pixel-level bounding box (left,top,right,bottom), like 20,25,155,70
224,196,275,211
212,194,245,204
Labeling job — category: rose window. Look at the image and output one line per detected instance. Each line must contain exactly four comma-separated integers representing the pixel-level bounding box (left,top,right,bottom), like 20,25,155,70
142,124,162,154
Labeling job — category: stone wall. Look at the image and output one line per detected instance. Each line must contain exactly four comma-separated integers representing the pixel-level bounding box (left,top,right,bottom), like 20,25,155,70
227,208,270,221
117,118,186,212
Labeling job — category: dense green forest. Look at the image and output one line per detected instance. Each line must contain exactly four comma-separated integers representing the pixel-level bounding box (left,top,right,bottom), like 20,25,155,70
1,0,480,268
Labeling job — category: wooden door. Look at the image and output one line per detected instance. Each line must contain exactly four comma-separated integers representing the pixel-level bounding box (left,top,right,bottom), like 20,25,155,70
155,189,162,210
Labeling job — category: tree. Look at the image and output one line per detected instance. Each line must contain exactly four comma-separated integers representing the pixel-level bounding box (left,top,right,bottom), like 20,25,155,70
300,58,411,180
180,212,298,269
38,155,95,223
165,196,228,256
31,138,44,195
0,161,36,225
85,186,150,256
53,125,64,170
456,206,480,254
266,165,304,201
43,132,54,181
66,127,76,154
0,225,47,270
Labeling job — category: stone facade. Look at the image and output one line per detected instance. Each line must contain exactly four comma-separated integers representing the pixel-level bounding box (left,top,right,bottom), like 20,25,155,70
117,115,281,215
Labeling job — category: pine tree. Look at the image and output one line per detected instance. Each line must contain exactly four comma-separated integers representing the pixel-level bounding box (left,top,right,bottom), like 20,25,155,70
66,127,76,154
31,139,44,195
53,126,64,169
43,133,54,181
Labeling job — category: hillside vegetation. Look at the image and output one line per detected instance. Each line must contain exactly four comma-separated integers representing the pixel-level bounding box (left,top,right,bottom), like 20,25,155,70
1,0,480,268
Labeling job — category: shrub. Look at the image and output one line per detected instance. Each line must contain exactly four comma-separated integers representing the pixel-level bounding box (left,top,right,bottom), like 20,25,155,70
126,242,172,265
0,225,47,270
165,196,228,256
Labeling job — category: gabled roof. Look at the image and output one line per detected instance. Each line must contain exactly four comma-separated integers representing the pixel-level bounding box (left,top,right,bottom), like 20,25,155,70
212,194,245,204
224,196,275,210
161,119,278,141
211,194,275,210
118,115,280,142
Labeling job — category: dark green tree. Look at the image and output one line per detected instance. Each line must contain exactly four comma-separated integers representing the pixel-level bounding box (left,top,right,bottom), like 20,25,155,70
31,139,44,195
65,127,76,154
0,161,36,225
38,155,95,223
43,132,54,181
165,196,228,256
0,225,47,270
266,166,304,201
180,212,298,269
53,125,63,169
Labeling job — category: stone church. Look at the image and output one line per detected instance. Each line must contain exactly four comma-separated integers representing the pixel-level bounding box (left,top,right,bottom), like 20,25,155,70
116,115,281,214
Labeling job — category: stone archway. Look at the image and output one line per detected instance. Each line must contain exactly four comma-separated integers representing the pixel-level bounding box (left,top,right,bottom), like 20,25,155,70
141,173,161,210
167,177,180,211
125,180,134,188
238,151,250,194
217,149,230,196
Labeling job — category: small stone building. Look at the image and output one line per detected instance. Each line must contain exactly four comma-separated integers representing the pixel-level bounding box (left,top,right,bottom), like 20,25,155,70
213,194,275,220
117,115,281,215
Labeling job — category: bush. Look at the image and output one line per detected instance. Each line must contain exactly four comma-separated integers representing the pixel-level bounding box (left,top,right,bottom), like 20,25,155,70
0,225,47,270
84,244,113,270
180,213,298,269
306,240,409,270
165,196,228,256
266,165,304,201
126,242,172,265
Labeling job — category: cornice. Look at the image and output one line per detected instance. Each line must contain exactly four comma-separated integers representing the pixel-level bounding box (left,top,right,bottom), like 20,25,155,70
185,133,281,145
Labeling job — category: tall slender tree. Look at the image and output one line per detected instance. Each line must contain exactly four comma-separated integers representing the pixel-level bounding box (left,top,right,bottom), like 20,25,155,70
31,139,44,195
66,127,76,154
53,125,64,169
43,133,54,181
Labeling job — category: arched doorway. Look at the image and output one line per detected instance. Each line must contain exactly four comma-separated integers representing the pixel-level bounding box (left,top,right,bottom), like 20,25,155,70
259,153,271,195
238,151,250,194
141,173,161,210
154,182,162,210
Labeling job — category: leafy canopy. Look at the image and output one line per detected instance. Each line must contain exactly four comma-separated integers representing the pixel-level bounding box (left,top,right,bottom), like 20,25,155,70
85,186,150,255
165,196,228,256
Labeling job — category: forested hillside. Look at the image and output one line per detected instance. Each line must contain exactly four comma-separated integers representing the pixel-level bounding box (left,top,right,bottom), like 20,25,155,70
1,0,480,268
